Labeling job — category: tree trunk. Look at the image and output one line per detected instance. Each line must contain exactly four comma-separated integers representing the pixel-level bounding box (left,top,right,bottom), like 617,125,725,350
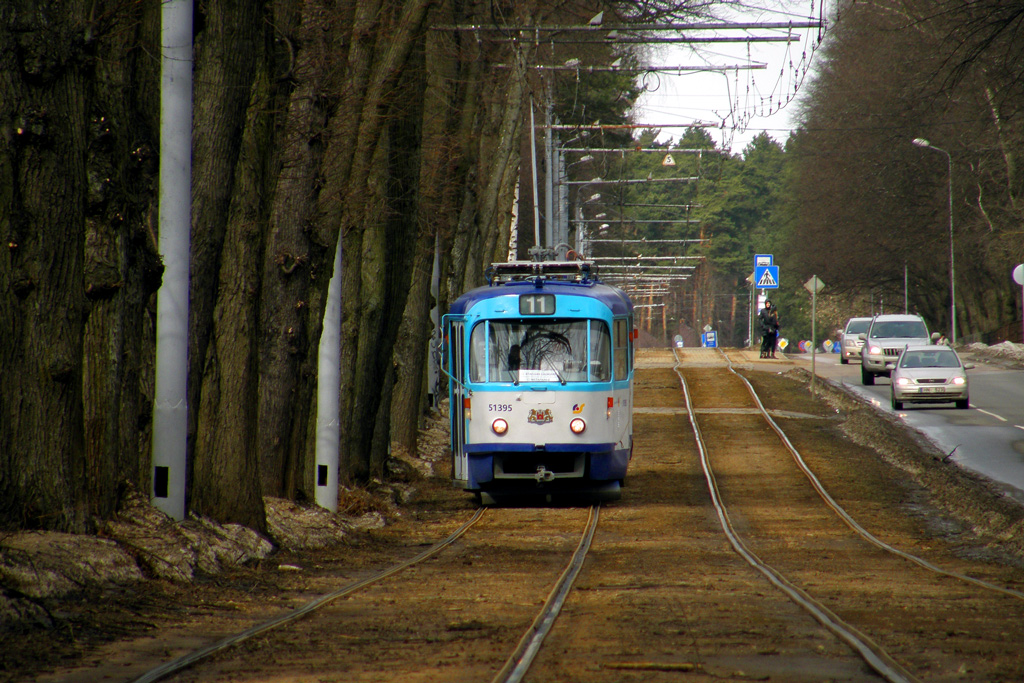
457,65,528,295
257,0,331,499
356,138,393,477
82,2,163,517
0,2,90,532
389,13,458,453
192,74,270,531
306,0,382,485
322,0,434,482
188,0,266,526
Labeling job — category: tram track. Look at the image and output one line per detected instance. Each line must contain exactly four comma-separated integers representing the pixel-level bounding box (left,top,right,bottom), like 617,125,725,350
130,508,489,683
26,347,1024,683
676,349,917,682
715,348,1024,603
676,346,1024,681
128,505,602,683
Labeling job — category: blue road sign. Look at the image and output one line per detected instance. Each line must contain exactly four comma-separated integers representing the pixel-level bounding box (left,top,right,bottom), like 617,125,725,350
754,265,779,289
702,331,718,348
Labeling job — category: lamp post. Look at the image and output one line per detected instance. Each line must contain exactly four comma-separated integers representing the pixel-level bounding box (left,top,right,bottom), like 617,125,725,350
912,137,956,344
574,189,602,258
557,155,595,256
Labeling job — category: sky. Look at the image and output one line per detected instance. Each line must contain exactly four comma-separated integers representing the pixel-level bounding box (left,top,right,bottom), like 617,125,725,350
632,3,827,154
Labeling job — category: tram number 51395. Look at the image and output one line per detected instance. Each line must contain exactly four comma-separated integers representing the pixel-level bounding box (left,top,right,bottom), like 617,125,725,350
488,403,513,412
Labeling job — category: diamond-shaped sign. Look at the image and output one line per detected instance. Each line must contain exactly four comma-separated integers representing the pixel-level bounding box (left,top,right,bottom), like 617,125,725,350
804,275,825,293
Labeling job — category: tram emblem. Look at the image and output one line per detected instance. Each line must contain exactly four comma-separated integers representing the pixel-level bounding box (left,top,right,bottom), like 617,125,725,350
528,408,554,424
572,403,585,414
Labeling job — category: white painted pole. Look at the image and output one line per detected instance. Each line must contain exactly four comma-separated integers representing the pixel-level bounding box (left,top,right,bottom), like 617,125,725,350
152,0,193,520
811,283,817,393
314,238,343,511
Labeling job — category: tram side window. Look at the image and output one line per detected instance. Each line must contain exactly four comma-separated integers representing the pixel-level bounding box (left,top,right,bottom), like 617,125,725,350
614,319,629,381
589,320,611,382
622,317,630,374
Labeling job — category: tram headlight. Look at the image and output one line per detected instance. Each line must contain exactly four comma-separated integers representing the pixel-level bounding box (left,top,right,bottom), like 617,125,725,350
570,418,586,434
491,418,509,435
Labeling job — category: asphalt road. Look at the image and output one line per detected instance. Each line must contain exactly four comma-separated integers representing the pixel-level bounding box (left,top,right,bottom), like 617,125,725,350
797,350,1024,504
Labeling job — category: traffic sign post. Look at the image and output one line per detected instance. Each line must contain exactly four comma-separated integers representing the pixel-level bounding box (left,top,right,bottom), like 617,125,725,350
804,275,826,393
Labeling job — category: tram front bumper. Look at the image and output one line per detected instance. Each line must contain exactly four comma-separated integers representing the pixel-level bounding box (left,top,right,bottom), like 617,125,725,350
464,442,627,490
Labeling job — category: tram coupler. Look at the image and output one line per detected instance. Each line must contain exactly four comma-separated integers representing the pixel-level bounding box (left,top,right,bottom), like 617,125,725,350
534,466,556,484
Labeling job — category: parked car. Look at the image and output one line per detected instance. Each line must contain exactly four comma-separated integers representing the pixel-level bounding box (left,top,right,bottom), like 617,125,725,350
859,313,937,385
839,316,872,364
890,344,972,410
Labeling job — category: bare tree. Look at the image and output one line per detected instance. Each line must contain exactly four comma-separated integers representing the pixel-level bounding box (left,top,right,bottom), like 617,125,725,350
1,1,92,532
81,2,163,517
187,0,268,531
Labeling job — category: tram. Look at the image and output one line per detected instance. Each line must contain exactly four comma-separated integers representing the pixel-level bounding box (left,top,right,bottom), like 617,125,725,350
442,261,635,503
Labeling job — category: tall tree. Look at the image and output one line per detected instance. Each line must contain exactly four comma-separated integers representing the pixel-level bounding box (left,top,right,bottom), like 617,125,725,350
326,0,437,482
256,0,333,499
81,0,163,519
187,0,268,530
1,1,91,532
388,13,463,455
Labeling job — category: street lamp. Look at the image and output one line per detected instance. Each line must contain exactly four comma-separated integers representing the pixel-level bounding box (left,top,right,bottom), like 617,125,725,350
574,189,602,258
912,137,956,344
555,154,595,253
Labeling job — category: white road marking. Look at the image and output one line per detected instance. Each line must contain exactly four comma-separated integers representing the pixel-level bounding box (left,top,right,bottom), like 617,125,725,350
975,409,1008,422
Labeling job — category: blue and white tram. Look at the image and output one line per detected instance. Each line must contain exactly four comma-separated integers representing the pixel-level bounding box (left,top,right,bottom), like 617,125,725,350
443,261,635,502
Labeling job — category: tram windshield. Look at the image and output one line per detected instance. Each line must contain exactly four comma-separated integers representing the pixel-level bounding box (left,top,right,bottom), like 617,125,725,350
469,320,611,383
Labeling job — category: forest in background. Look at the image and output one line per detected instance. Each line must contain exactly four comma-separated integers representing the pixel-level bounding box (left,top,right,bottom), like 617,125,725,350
2,0,1022,537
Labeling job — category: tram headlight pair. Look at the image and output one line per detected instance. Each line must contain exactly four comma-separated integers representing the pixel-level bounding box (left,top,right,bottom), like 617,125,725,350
493,417,584,435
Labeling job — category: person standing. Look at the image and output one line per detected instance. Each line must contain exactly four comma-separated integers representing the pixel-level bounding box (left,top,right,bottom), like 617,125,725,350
758,300,780,358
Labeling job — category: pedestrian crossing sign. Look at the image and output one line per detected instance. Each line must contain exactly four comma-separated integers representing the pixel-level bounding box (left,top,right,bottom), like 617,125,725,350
754,265,779,289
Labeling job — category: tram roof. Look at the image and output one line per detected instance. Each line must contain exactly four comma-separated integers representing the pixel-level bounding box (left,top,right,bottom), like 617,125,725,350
450,262,633,317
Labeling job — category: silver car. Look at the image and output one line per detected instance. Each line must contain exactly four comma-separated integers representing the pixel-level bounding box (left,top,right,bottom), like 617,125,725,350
839,316,871,364
859,313,935,385
890,345,971,410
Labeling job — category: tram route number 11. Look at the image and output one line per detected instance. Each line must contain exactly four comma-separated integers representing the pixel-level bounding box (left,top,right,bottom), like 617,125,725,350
520,293,555,315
